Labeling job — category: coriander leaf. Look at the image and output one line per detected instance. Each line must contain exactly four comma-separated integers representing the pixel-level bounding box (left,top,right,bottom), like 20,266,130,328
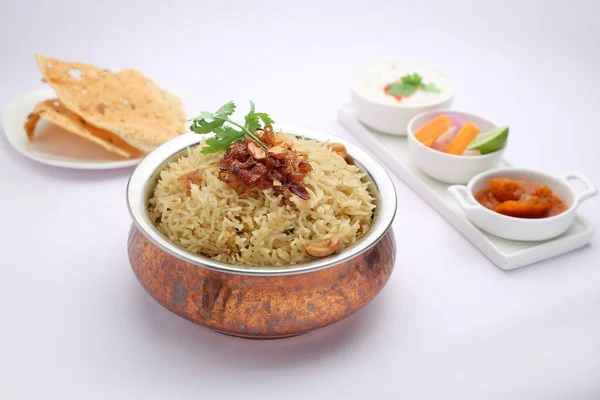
201,137,229,153
201,126,244,153
215,101,236,118
420,82,441,93
386,82,417,97
245,102,274,132
245,101,261,132
402,73,422,86
245,114,261,133
191,100,270,153
189,116,225,134
214,125,243,140
255,112,274,127
199,111,215,119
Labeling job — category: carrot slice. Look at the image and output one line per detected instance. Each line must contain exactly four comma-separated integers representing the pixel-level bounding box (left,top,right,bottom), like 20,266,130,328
421,137,436,147
413,115,452,146
445,121,480,155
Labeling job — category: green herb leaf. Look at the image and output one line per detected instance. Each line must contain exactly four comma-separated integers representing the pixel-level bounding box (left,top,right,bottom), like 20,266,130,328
384,72,442,98
190,101,271,153
201,126,244,153
244,101,261,132
420,82,441,93
245,114,261,133
189,117,225,134
255,112,274,127
245,101,275,133
214,126,245,145
201,138,228,153
386,82,417,97
215,101,236,118
402,73,422,86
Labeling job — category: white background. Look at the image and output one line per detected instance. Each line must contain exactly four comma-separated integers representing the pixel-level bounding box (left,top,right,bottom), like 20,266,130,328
1,0,600,398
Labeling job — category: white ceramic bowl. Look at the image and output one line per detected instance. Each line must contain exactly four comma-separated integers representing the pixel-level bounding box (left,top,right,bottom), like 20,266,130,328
407,110,506,184
350,60,453,136
448,168,598,241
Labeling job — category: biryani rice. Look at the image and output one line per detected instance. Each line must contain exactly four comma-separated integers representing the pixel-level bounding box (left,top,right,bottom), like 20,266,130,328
149,134,376,266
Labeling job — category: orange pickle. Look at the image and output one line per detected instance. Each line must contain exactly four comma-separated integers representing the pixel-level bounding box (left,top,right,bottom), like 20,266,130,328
475,177,568,219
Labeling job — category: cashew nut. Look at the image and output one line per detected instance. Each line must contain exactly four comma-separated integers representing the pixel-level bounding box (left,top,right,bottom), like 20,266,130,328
326,142,348,160
305,234,340,257
248,142,266,159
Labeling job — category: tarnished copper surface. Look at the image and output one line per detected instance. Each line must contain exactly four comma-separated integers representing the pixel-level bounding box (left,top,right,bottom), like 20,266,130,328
128,226,396,339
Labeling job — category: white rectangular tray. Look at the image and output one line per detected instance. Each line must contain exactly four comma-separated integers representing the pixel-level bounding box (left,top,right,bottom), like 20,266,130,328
338,104,594,270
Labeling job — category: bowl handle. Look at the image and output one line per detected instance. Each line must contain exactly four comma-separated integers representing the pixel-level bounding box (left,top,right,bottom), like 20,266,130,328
448,185,481,211
559,173,598,208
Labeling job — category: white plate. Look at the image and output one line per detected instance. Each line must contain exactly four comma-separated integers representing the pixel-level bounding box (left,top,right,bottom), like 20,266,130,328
338,104,594,270
2,88,141,170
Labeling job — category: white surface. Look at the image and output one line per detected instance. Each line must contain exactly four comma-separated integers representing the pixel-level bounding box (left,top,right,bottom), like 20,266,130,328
1,0,600,399
339,105,594,268
406,109,505,183
449,169,597,242
2,88,141,170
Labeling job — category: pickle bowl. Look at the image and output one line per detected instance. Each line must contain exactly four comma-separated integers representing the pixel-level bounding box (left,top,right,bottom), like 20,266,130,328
448,168,597,241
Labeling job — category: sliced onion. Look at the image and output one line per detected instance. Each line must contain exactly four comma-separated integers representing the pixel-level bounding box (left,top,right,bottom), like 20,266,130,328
431,126,458,151
447,114,466,132
462,149,481,156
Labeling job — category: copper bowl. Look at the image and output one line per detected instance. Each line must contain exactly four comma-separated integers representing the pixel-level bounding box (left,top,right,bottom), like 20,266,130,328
126,124,397,339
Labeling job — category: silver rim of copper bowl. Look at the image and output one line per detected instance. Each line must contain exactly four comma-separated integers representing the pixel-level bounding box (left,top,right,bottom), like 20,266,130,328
126,124,397,277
